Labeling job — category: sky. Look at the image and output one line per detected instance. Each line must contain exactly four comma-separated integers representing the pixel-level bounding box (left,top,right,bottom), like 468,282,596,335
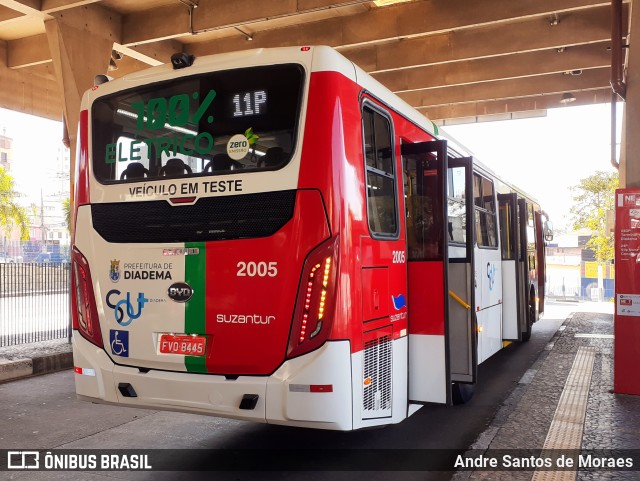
445,103,620,231
0,109,67,203
0,103,620,230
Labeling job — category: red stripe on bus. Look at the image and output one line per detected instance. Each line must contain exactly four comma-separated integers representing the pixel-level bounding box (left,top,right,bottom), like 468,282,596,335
407,262,445,336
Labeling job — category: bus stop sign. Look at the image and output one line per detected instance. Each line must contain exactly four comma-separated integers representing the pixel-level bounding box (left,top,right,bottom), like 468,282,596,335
614,188,640,395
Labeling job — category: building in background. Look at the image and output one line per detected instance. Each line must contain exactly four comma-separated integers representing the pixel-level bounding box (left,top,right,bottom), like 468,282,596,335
546,230,614,301
0,125,70,262
0,128,23,258
0,128,11,171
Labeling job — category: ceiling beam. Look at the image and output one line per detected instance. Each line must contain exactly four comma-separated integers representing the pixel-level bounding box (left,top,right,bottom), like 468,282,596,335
113,40,182,67
8,34,181,70
0,5,23,22
187,0,614,57
0,39,62,120
375,42,610,92
41,0,102,14
108,54,150,78
345,4,621,73
122,0,372,46
7,32,47,67
4,2,621,76
427,88,613,122
121,3,188,45
400,67,610,108
0,0,101,14
0,0,42,16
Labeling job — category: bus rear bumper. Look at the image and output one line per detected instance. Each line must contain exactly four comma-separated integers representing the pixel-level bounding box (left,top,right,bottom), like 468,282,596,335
73,334,353,430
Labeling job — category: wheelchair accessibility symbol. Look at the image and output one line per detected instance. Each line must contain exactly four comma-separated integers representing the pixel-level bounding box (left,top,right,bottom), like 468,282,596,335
110,330,129,357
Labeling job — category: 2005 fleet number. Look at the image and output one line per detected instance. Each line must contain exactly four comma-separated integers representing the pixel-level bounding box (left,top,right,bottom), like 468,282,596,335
392,250,406,263
237,261,278,277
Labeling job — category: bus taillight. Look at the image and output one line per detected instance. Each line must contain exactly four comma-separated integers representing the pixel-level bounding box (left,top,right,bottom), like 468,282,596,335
287,237,339,359
71,247,103,348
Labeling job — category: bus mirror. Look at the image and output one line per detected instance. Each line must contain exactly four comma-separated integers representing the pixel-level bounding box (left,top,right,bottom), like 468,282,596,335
544,220,554,242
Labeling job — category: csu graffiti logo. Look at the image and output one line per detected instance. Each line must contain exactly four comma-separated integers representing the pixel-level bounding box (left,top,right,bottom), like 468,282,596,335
487,262,497,291
109,259,121,282
106,289,148,326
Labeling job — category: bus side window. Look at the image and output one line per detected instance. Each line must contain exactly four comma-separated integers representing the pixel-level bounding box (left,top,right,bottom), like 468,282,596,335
527,203,537,273
403,153,443,261
473,173,498,248
447,166,466,245
362,105,398,237
499,201,514,260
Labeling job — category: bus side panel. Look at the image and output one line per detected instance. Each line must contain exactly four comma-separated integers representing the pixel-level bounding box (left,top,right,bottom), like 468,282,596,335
297,70,363,346
535,207,546,316
501,260,520,339
475,247,503,363
266,341,353,430
408,262,447,404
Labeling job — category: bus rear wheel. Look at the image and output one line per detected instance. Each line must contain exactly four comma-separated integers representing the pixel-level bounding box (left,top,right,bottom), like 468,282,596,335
452,382,475,405
522,299,535,342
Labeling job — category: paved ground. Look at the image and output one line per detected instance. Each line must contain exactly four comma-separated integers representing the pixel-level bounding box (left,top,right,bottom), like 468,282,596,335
2,301,639,481
454,302,640,481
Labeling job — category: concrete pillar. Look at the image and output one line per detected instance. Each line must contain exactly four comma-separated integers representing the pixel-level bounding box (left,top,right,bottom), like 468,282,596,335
622,0,640,188
44,5,120,204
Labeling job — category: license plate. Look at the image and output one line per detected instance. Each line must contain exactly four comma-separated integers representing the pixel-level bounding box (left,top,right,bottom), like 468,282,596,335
159,334,206,356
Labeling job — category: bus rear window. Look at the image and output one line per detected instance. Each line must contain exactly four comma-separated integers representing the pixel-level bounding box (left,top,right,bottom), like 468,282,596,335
92,64,304,183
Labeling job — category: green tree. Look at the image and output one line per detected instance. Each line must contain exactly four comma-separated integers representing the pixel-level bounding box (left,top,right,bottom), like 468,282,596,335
62,197,71,232
0,167,29,240
570,170,618,263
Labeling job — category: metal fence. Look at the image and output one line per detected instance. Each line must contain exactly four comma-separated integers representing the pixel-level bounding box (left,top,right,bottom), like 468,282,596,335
0,263,71,347
547,284,615,302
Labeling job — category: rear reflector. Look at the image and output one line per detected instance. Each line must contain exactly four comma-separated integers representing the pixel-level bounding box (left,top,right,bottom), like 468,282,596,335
310,384,333,393
169,196,197,204
289,384,333,393
74,366,96,376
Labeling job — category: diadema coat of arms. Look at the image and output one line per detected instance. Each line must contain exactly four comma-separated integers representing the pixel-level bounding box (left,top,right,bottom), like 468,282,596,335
110,259,121,282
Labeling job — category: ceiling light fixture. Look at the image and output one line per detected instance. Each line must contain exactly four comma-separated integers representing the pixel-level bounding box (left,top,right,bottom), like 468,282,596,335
234,26,253,41
373,0,413,6
178,0,199,8
560,93,576,104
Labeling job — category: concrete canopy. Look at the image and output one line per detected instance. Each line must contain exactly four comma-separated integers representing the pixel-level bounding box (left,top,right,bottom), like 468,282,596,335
0,0,635,185
0,0,630,122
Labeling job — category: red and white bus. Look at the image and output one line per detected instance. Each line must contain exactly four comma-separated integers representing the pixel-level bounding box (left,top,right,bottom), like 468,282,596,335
72,46,551,430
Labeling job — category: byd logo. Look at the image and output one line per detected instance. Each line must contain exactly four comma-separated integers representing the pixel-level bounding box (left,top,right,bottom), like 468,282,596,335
106,290,149,326
168,282,194,302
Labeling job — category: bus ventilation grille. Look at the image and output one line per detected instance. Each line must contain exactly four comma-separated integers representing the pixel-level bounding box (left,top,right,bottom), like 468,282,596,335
362,334,392,419
91,190,296,243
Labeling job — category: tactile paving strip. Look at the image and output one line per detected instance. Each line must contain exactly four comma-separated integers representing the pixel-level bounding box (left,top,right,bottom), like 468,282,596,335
531,346,597,481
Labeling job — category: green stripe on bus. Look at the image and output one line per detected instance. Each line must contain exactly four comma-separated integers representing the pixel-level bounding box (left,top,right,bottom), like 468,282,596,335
185,242,207,373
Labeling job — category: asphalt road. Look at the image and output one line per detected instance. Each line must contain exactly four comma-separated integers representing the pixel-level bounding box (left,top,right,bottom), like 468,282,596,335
0,302,586,481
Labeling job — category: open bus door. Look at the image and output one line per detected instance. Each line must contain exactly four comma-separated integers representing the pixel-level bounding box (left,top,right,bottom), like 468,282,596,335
534,209,546,317
498,193,526,341
518,198,536,340
446,156,477,402
401,141,476,405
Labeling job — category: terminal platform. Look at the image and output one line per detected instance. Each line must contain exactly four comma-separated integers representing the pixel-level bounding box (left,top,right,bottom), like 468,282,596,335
1,306,639,480
455,308,640,480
